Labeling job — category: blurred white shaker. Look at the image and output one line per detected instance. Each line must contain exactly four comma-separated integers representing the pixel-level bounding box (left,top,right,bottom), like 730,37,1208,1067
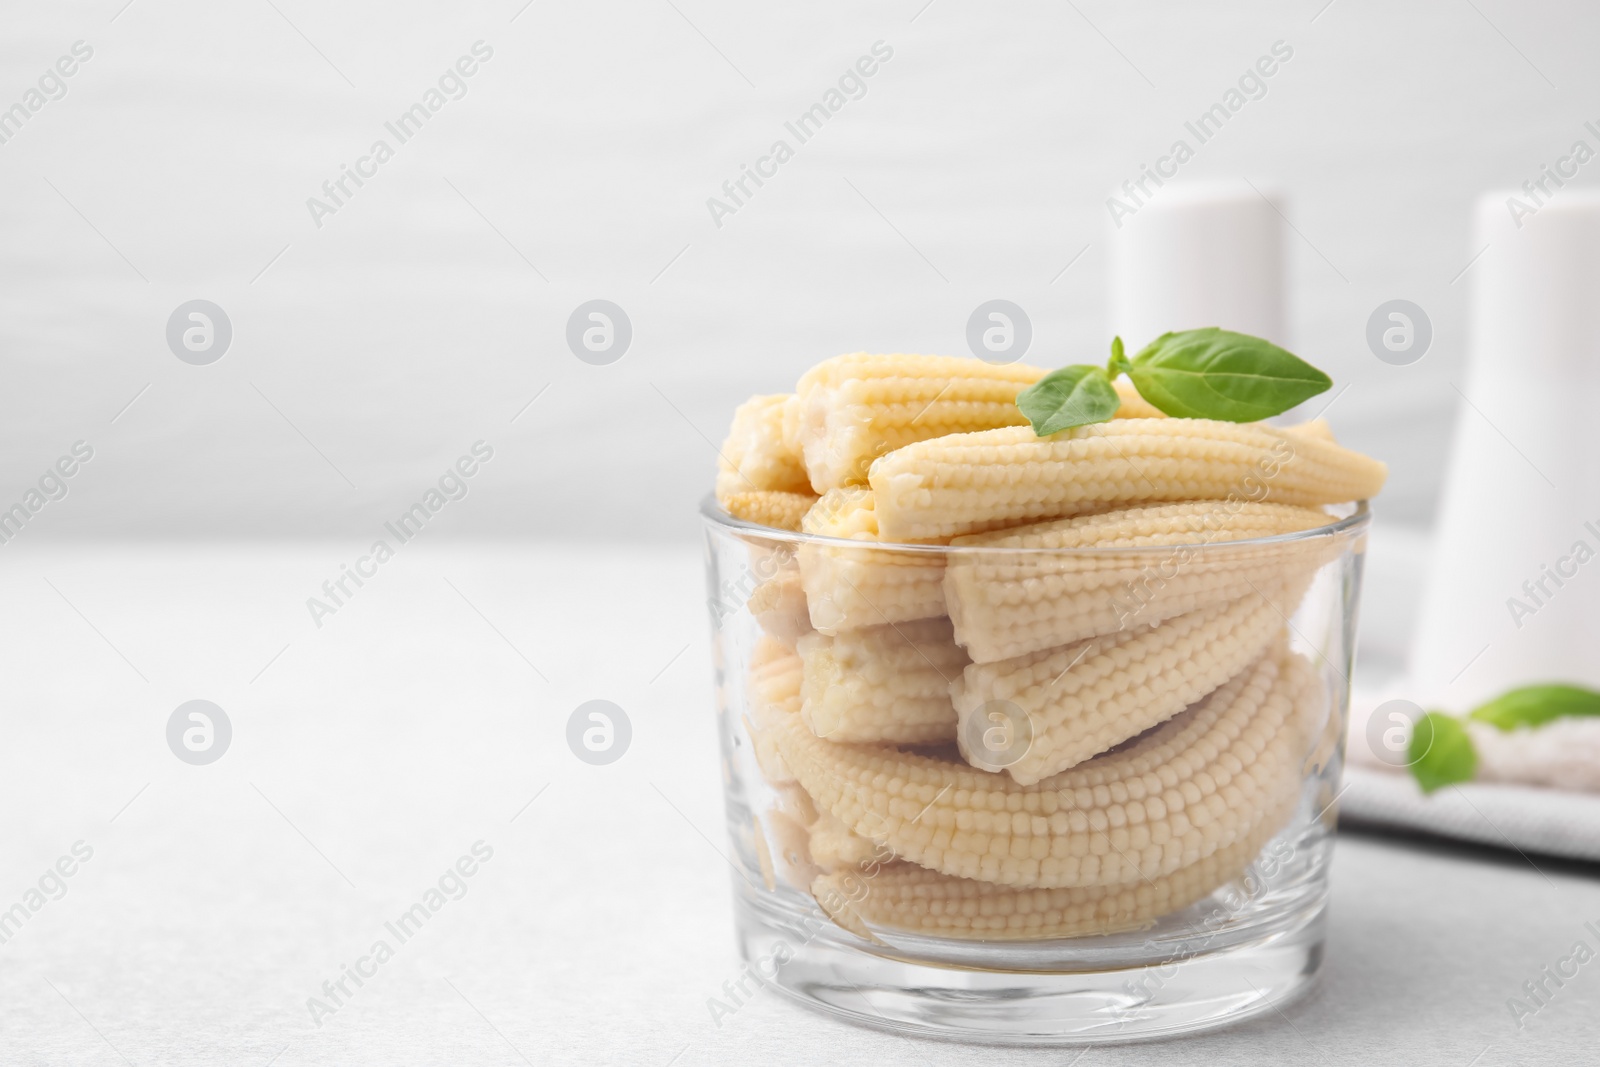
1109,180,1286,350
1411,191,1600,704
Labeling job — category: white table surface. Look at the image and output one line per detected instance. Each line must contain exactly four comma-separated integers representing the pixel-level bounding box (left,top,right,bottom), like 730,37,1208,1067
2,542,1597,1066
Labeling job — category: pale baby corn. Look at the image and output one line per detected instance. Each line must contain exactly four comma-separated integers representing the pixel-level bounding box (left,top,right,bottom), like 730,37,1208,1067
953,586,1298,784
797,488,947,633
773,648,1312,889
719,490,818,532
808,810,890,872
798,617,969,745
716,394,813,498
944,502,1337,663
744,638,805,786
715,394,818,530
748,570,813,650
764,809,821,891
1112,377,1167,420
788,354,1047,493
869,419,1389,540
813,796,1291,941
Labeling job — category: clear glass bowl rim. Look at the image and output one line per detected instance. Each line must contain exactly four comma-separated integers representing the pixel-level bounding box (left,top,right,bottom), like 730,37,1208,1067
700,494,1371,558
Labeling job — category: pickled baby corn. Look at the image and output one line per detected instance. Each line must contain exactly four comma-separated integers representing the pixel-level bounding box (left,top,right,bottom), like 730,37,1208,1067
773,647,1312,889
715,394,818,530
720,490,818,531
716,394,812,498
953,586,1300,784
714,347,1378,946
813,796,1292,941
788,354,1046,493
797,488,947,633
799,617,969,744
748,570,813,650
869,419,1388,540
944,501,1337,663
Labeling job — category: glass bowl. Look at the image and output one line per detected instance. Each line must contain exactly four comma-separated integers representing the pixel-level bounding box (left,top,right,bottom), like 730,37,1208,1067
701,494,1368,1044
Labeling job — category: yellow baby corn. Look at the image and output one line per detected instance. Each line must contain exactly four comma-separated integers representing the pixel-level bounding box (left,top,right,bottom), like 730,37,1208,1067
773,647,1312,889
788,353,1048,492
944,502,1336,663
748,570,813,650
1112,377,1167,420
808,810,890,872
714,394,817,530
719,490,818,532
745,638,805,785
953,587,1295,784
798,488,947,633
764,809,822,891
869,419,1389,540
716,394,812,499
798,617,969,744
814,797,1290,941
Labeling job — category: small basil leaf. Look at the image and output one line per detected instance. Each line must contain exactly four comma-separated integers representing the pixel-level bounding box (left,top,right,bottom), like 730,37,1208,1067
1128,327,1332,422
1468,684,1600,731
1017,365,1120,436
1106,335,1132,381
1408,711,1478,794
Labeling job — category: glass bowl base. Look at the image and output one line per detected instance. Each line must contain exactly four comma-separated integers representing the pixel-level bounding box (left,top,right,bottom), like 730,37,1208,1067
733,891,1325,1046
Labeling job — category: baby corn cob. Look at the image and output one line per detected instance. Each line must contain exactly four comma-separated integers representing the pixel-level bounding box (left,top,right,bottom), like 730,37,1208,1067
809,810,891,872
748,570,813,650
813,796,1292,941
798,617,969,744
715,395,818,530
720,490,819,532
869,419,1389,540
765,809,822,891
953,586,1297,784
773,647,1312,889
1113,377,1167,420
745,638,805,785
716,394,813,498
944,502,1337,663
798,488,947,633
789,354,1048,492
773,781,820,828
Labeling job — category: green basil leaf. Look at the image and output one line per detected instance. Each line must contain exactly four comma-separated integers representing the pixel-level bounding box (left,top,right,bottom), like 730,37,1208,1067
1468,684,1600,731
1106,335,1132,381
1016,365,1120,436
1408,711,1478,794
1128,327,1332,422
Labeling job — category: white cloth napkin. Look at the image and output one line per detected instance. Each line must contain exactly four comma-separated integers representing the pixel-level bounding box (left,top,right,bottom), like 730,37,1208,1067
1339,765,1600,863
1342,690,1600,862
